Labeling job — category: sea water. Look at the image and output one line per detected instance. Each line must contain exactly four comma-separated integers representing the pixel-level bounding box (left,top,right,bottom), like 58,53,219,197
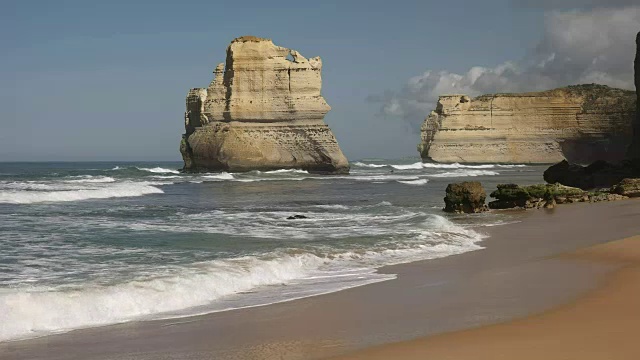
0,159,545,341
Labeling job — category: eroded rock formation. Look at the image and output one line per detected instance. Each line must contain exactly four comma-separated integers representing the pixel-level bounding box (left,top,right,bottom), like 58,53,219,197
420,85,636,164
180,36,349,173
626,32,640,158
543,31,640,189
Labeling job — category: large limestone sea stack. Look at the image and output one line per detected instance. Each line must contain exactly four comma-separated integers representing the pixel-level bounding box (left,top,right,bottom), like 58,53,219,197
180,36,349,173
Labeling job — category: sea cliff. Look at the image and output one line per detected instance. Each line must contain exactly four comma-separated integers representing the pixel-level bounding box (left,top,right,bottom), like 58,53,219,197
420,85,636,164
180,36,349,174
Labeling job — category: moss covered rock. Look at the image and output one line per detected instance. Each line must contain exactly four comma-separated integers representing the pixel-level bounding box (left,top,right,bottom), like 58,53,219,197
611,178,640,197
443,182,489,214
489,183,585,209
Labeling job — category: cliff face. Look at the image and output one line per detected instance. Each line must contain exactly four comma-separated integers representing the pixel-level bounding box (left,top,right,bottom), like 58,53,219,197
626,32,640,159
180,36,349,173
420,85,636,164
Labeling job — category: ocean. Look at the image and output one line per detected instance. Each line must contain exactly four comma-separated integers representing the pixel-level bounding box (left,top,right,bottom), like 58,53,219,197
0,159,546,342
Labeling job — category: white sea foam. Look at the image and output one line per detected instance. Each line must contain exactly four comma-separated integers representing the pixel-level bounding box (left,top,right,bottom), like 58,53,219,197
390,162,425,170
262,169,310,174
428,170,499,177
354,161,526,170
353,162,387,168
397,179,429,185
64,176,116,183
0,182,164,204
202,172,235,180
0,214,483,342
313,204,350,210
137,167,180,174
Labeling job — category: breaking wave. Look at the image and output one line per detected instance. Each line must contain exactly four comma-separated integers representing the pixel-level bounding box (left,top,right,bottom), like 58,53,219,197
397,179,429,185
136,167,180,174
0,214,484,342
0,182,164,204
428,170,499,177
353,161,526,170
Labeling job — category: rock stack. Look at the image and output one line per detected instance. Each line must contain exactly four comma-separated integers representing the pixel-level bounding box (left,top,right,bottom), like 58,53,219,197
180,36,349,174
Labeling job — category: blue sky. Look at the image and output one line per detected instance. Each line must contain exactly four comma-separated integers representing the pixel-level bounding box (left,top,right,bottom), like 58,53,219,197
2,1,637,161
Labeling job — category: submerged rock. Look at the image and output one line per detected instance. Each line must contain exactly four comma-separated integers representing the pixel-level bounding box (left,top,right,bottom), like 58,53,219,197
443,182,489,214
180,36,349,174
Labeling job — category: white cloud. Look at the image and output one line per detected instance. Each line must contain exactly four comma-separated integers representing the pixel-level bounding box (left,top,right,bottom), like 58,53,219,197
371,6,640,130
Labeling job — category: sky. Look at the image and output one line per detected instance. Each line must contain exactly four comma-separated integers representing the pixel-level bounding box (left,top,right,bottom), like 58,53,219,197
1,0,638,161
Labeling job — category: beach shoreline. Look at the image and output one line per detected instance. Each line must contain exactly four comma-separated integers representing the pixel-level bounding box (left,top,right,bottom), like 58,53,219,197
332,234,640,360
2,199,639,360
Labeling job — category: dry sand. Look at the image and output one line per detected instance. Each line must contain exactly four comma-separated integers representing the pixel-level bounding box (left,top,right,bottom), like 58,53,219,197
333,235,640,360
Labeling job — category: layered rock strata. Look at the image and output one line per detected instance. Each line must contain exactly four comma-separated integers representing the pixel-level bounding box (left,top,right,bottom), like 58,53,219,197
544,31,640,189
420,85,636,164
626,32,640,158
180,36,349,173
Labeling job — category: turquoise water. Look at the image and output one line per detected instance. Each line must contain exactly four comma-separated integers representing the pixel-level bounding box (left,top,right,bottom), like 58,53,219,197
0,160,545,341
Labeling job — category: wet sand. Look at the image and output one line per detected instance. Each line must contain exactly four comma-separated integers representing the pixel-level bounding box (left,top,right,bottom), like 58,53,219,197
2,200,640,360
333,235,640,360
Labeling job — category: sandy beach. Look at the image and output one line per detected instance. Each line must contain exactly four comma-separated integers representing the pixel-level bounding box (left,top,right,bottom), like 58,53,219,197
333,235,640,360
2,200,640,360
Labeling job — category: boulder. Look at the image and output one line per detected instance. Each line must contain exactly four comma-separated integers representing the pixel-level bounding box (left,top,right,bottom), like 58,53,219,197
443,182,489,214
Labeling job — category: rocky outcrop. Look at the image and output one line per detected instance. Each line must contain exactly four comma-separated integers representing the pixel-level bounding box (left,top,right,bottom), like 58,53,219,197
611,178,640,197
443,182,489,213
543,159,640,190
420,85,636,164
488,183,628,210
489,183,585,209
180,36,349,173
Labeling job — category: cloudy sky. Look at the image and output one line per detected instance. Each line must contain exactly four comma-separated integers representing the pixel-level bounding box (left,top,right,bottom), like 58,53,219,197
2,0,638,161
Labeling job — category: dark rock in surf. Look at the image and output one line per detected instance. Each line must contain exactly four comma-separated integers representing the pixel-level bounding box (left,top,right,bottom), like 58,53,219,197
443,181,489,214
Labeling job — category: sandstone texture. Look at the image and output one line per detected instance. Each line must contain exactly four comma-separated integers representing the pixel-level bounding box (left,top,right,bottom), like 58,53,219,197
420,85,636,164
443,182,489,214
180,36,349,173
